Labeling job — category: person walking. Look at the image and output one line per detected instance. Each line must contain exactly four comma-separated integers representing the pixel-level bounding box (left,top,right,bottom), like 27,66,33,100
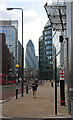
31,81,38,98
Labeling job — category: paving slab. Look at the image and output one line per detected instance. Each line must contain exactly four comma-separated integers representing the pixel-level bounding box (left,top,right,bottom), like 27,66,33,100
2,81,69,118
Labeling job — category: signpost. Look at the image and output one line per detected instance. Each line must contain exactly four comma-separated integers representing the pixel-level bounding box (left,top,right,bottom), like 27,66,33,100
60,69,65,106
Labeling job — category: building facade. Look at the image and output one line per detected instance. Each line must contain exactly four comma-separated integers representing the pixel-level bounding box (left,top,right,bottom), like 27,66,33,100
18,40,24,78
0,33,11,75
0,20,18,75
39,21,53,80
50,0,73,115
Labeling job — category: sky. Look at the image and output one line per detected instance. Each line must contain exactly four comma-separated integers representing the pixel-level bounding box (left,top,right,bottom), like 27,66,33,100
0,0,52,58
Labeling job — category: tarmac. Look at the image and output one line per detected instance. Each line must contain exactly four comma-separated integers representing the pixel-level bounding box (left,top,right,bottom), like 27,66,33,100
1,81,72,119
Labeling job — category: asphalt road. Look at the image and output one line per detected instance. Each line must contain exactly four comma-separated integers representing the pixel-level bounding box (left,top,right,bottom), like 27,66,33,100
2,82,31,100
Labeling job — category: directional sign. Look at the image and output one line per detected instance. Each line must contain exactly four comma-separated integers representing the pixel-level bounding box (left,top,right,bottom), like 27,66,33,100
60,70,64,80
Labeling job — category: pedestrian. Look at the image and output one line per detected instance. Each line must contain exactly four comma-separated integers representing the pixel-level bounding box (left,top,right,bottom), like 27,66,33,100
40,80,43,86
50,79,51,82
31,81,38,98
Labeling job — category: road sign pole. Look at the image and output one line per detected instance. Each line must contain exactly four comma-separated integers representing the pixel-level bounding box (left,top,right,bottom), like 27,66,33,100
60,70,65,106
55,49,57,115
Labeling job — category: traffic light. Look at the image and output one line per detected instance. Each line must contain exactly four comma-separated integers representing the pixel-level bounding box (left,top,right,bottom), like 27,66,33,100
59,35,63,43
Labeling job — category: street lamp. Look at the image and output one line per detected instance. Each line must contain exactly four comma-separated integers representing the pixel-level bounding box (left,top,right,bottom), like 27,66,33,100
16,64,19,99
7,7,24,97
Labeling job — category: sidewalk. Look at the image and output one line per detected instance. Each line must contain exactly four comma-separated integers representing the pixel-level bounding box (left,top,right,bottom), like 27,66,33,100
2,81,69,118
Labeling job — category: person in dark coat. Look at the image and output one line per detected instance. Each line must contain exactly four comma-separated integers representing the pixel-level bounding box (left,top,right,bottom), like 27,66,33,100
31,81,38,98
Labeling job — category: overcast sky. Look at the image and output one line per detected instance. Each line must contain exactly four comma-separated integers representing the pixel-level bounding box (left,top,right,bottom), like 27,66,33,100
0,0,52,59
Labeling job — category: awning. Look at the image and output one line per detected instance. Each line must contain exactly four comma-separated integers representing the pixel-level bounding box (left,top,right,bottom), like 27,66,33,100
44,3,67,31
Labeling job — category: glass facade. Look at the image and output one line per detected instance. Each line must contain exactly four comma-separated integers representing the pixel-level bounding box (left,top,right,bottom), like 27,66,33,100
25,40,38,69
0,20,18,75
0,26,17,59
39,21,53,80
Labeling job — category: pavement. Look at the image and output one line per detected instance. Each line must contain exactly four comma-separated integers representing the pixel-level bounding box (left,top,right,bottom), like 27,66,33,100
1,81,72,119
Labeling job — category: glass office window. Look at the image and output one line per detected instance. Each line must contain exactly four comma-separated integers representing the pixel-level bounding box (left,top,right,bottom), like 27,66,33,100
45,46,52,49
46,51,52,55
44,30,52,35
47,56,52,59
40,46,43,49
45,41,52,44
50,61,53,64
40,42,43,45
44,36,52,40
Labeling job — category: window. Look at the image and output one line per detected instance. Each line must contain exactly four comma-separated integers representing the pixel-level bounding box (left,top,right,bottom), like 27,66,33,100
50,61,53,64
2,30,4,33
46,56,52,59
45,41,52,44
40,42,43,45
40,46,43,49
11,39,14,41
46,51,52,55
44,30,52,35
44,36,52,40
12,31,14,33
45,46,52,49
5,30,7,33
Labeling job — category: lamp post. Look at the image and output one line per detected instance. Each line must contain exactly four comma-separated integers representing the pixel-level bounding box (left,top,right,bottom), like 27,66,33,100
7,8,24,97
55,49,57,115
16,64,19,99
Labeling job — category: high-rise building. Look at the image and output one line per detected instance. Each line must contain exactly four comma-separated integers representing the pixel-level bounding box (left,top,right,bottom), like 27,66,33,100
25,40,38,69
18,40,24,78
0,33,11,75
39,21,53,80
0,20,18,75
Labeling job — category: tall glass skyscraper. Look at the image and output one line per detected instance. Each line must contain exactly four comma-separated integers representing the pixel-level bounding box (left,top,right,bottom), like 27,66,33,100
25,40,38,69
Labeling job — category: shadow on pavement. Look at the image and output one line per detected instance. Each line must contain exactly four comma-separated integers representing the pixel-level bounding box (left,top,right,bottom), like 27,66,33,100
1,117,73,120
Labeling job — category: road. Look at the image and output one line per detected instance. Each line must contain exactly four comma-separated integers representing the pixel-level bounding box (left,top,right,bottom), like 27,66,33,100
1,82,31,100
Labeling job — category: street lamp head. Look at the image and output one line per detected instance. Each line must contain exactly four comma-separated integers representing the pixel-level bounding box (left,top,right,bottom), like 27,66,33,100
7,8,13,10
16,64,19,68
7,8,23,11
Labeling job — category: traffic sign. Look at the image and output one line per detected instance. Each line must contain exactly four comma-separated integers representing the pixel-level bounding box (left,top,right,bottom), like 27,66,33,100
60,70,64,80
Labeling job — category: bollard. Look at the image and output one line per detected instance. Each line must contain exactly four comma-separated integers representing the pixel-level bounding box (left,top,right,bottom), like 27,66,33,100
26,85,28,93
51,82,53,87
16,86,18,99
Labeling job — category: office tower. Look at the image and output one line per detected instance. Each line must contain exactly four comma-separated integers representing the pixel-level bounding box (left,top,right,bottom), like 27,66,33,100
39,21,53,80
